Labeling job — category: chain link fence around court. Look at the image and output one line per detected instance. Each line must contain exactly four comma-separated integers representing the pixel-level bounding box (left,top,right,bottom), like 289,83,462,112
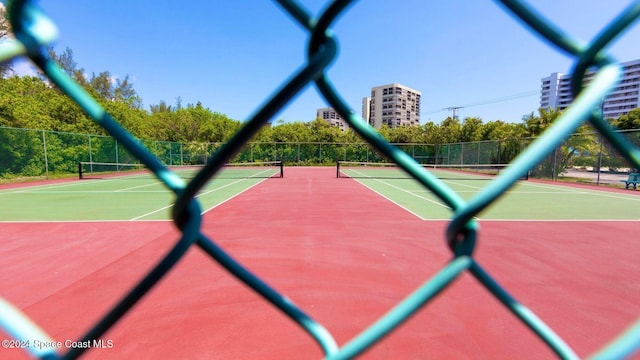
1,0,640,359
2,125,639,186
0,127,184,179
0,126,436,175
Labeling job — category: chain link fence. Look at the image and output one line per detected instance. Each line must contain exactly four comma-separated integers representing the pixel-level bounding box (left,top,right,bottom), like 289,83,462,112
2,0,640,358
3,126,638,186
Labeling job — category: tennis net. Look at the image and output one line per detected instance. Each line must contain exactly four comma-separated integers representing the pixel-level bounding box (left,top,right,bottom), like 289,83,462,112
337,161,528,180
79,161,284,180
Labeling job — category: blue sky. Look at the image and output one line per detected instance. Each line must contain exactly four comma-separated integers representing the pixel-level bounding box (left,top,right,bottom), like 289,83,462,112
14,0,640,124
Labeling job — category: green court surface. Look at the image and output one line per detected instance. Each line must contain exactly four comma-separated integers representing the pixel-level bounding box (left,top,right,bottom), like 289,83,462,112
0,176,273,221
2,167,639,222
344,174,640,221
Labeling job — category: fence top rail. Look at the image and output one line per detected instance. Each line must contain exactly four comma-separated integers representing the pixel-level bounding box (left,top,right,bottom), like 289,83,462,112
2,125,639,147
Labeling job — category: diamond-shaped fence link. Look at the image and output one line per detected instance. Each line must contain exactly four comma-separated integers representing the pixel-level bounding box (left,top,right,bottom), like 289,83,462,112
1,0,640,359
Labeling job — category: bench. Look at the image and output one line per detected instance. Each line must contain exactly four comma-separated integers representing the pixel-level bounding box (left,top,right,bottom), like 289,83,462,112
621,173,640,190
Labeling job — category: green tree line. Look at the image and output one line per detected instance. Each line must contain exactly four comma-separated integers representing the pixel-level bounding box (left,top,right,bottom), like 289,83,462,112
2,43,639,145
3,60,638,147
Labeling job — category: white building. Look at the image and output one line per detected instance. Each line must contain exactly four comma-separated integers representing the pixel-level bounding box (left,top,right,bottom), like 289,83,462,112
368,83,421,128
316,107,349,131
540,58,640,119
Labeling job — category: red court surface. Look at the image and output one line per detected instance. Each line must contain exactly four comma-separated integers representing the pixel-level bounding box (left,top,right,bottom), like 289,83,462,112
0,167,638,359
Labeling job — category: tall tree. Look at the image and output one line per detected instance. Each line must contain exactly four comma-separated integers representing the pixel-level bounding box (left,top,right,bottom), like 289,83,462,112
149,100,173,114
421,121,444,144
460,116,484,142
48,47,77,77
523,107,562,137
439,117,463,143
46,46,89,87
485,121,527,140
88,71,142,109
271,121,312,143
89,71,114,100
612,108,640,130
114,75,142,109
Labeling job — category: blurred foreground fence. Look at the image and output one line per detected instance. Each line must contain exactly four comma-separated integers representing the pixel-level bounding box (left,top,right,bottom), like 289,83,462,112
1,126,639,184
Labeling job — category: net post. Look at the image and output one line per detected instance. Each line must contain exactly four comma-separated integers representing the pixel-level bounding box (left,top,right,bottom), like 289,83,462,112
78,162,83,179
336,161,340,178
279,160,284,178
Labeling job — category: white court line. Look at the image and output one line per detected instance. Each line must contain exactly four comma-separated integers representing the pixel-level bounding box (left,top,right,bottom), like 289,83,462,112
129,176,273,221
349,169,452,220
411,190,592,194
475,218,640,222
417,177,640,201
2,217,636,224
115,181,162,192
0,180,97,194
0,177,162,195
443,180,485,191
129,204,174,221
345,170,640,221
351,178,429,220
116,168,276,193
0,219,171,223
199,176,272,214
7,190,143,194
512,180,640,202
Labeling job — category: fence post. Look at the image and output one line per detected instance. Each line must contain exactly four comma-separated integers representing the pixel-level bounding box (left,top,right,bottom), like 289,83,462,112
42,130,49,179
596,136,603,186
115,140,119,168
552,147,558,181
88,134,94,172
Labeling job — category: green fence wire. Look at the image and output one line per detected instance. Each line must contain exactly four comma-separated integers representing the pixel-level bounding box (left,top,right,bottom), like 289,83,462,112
1,0,640,359
3,126,638,183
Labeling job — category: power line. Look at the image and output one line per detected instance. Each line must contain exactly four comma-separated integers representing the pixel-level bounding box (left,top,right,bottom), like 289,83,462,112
424,90,539,116
461,90,539,108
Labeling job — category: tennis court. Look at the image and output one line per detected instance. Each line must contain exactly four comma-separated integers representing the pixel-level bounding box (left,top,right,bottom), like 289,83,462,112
1,166,638,359
337,161,640,220
2,162,638,222
0,161,283,221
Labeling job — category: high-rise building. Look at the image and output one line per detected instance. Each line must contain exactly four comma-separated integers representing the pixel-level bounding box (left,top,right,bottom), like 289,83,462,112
540,58,640,119
368,83,421,128
316,107,349,131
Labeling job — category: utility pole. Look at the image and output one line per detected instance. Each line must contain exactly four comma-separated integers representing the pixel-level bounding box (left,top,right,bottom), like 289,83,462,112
444,106,463,120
